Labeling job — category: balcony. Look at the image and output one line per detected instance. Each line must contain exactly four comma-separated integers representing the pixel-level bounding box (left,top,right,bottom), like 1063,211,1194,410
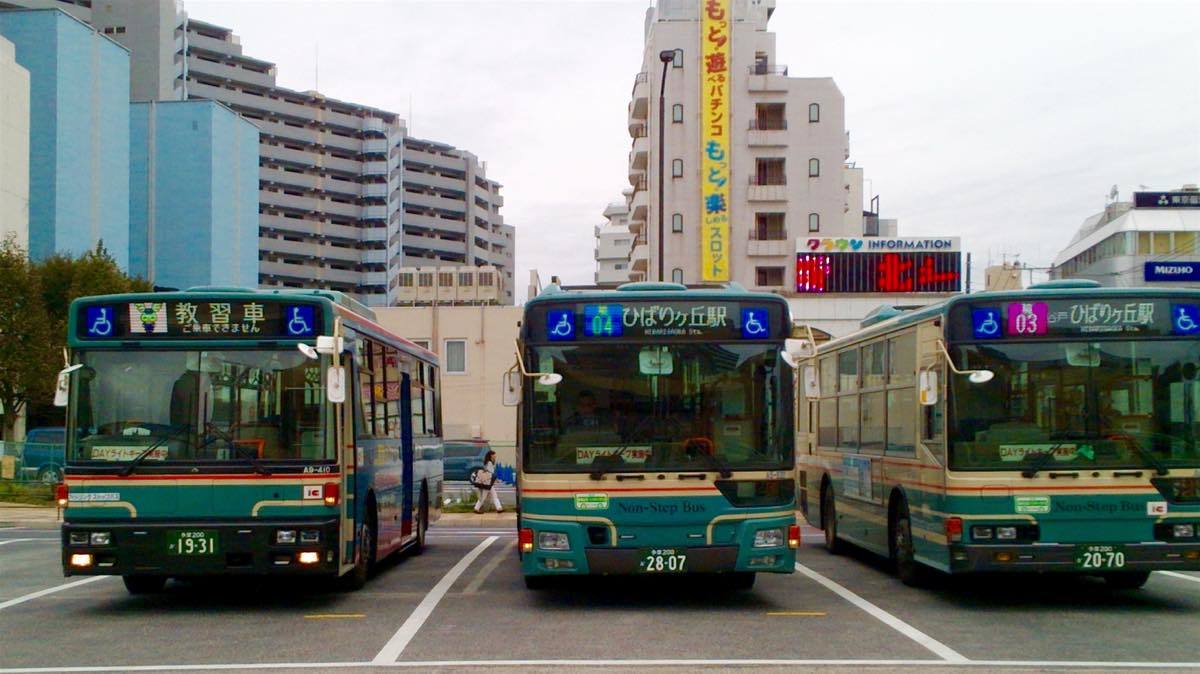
747,239,791,256
362,249,388,264
631,187,649,222
363,205,388,221
363,183,389,199
630,72,648,120
362,117,386,135
747,64,789,93
747,119,788,147
747,176,788,202
631,132,649,170
363,137,390,155
362,161,389,176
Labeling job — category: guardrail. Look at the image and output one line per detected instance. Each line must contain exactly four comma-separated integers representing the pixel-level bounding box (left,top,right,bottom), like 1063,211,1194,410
0,442,65,484
443,480,517,508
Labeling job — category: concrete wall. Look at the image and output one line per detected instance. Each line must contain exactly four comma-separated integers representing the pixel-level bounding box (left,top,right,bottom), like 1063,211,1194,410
0,9,129,268
0,35,29,248
374,305,521,466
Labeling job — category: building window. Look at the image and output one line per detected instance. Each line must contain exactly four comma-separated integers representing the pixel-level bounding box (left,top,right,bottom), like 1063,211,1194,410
756,266,785,287
398,273,414,288
753,103,786,130
438,272,454,287
754,213,786,240
754,158,786,186
809,213,820,232
615,263,627,270
418,272,433,287
809,158,820,177
672,104,683,123
444,339,466,374
672,213,683,232
672,49,683,68
458,272,473,286
672,159,683,178
412,340,430,350
809,103,820,123
614,238,631,246
672,268,684,284
479,272,494,287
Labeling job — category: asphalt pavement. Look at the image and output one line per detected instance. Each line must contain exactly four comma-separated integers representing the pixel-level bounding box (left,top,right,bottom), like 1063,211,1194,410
2,519,1200,672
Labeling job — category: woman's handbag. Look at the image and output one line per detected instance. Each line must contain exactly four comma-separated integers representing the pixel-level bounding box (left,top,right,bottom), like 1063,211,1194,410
469,467,496,490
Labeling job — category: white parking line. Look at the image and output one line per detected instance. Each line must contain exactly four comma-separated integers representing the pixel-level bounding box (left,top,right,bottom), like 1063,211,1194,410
371,535,498,663
4,658,1200,672
1159,571,1200,585
0,576,109,612
0,539,44,546
794,562,968,663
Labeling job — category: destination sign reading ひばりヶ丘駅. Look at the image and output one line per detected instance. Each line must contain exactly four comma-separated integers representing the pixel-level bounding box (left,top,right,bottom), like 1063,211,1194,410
77,300,322,340
536,301,785,341
953,298,1200,340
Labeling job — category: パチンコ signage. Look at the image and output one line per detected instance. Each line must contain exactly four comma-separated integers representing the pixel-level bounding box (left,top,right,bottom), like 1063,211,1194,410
699,0,731,282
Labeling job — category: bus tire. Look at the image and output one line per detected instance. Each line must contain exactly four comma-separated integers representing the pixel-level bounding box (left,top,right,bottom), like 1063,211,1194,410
893,510,925,587
412,485,429,555
1103,571,1150,590
122,575,166,594
524,574,551,590
822,485,844,555
341,507,376,591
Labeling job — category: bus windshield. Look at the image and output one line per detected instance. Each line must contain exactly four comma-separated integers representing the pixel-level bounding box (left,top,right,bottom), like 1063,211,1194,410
525,343,792,473
950,340,1200,470
68,350,330,463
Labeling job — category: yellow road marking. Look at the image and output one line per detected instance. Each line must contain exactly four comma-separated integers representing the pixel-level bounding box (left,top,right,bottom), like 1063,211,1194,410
304,613,365,620
766,611,826,617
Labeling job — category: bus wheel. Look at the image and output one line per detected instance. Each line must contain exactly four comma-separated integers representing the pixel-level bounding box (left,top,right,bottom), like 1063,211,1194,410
893,510,924,587
1103,571,1150,590
341,518,374,591
822,486,844,555
122,575,166,594
412,486,429,555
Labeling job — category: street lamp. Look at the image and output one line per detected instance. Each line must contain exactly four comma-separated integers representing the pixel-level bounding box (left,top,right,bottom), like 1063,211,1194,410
656,49,675,282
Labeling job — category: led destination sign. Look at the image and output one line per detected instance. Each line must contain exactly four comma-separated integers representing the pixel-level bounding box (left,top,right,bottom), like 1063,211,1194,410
77,300,322,340
951,298,1200,340
533,301,786,342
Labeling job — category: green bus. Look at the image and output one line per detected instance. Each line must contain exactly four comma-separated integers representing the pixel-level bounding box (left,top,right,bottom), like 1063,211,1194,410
799,281,1200,587
509,282,805,589
57,288,442,593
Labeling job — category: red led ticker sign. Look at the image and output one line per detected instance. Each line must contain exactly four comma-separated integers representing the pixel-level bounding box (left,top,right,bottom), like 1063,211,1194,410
795,252,961,293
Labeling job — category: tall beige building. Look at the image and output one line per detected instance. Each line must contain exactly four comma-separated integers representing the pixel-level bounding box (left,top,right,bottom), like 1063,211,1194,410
603,0,960,336
0,34,29,249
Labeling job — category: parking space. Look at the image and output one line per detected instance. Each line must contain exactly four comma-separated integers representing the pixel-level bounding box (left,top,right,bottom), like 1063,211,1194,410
2,524,1200,671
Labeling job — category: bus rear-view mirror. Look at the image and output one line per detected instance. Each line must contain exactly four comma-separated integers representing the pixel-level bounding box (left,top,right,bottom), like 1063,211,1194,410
53,364,85,407
802,365,820,399
327,365,346,404
781,338,814,369
919,370,939,406
502,370,521,407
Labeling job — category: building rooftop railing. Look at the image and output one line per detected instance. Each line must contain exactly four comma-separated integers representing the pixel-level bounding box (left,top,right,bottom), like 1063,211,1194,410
750,64,788,76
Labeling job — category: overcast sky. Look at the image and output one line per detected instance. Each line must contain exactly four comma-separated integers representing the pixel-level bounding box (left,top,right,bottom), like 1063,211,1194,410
188,0,1200,301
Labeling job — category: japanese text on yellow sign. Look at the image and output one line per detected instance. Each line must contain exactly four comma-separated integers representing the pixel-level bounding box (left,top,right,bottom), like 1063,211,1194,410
700,0,730,282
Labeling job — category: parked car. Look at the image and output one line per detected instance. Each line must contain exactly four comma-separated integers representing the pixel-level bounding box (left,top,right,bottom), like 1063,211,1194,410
442,439,491,483
21,427,66,484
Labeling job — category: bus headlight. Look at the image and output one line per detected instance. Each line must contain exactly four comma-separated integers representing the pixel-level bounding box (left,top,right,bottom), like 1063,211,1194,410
1173,524,1196,539
300,530,320,543
70,553,93,568
971,526,994,541
69,532,89,545
753,528,784,548
996,526,1018,540
537,532,570,551
89,532,111,546
276,530,297,544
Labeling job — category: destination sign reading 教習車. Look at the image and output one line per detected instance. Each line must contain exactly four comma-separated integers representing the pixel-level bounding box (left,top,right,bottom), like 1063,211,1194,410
77,300,322,340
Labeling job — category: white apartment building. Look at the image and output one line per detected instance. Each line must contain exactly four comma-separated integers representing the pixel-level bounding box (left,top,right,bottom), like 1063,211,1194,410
1052,186,1200,287
2,0,515,306
595,198,635,286
0,34,29,249
600,0,958,337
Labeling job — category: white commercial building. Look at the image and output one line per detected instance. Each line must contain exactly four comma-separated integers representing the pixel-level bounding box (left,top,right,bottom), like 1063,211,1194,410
597,0,959,337
1052,187,1200,288
0,34,29,249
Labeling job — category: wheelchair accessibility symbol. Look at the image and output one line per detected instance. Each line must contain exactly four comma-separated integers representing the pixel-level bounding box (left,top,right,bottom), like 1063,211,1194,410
546,309,575,341
1172,304,1200,335
86,306,114,337
285,306,316,336
972,309,1002,339
741,308,769,339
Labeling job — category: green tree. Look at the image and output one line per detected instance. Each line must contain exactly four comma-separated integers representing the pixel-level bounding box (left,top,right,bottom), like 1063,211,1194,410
0,237,58,441
39,241,151,344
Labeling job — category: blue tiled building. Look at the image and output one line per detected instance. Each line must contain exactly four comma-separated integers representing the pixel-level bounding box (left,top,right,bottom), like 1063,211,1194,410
0,8,129,268
129,100,259,289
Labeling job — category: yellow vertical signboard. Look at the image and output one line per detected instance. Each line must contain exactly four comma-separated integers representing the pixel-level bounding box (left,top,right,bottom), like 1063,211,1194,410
700,0,731,282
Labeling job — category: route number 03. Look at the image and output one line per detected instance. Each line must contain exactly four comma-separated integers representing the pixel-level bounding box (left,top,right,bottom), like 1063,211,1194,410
1079,550,1125,569
1014,312,1038,334
644,555,686,572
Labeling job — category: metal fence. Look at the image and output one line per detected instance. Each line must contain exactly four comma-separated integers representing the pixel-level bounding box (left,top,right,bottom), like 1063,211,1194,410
443,481,517,509
0,442,65,484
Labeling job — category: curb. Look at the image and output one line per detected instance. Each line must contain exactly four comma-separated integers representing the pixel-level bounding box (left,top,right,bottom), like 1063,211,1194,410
434,512,517,528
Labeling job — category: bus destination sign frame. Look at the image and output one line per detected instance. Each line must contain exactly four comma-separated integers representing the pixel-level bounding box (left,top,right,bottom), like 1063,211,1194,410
77,300,323,340
952,298,1200,340
533,301,785,342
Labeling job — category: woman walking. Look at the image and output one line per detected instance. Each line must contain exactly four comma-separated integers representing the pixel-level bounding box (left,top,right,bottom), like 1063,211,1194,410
473,450,504,514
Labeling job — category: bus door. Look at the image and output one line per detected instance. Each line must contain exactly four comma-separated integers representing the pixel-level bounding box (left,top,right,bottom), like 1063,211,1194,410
400,372,415,536
340,353,359,575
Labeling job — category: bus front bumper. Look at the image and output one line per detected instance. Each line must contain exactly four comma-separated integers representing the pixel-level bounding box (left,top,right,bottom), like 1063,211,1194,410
62,519,340,577
948,541,1200,573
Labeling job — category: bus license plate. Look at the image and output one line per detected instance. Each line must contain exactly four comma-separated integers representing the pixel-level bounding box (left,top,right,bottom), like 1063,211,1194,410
168,530,218,556
1074,544,1126,570
638,548,686,573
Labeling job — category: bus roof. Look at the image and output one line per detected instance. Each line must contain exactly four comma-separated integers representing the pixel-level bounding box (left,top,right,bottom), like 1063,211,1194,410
823,285,1200,351
525,281,791,308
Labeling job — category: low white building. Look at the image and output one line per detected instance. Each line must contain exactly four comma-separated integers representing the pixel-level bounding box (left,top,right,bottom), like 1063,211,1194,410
595,199,635,286
0,34,30,249
1052,186,1200,287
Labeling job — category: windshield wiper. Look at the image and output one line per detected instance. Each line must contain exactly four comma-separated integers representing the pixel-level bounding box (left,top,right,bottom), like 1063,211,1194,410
120,431,182,476
196,428,271,476
691,446,732,478
1020,446,1064,479
1119,436,1169,476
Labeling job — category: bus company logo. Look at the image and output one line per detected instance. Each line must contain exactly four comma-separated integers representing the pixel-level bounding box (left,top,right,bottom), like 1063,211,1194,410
573,493,609,511
129,303,167,334
1147,501,1168,516
1014,496,1050,514
1052,500,1148,515
616,501,706,515
303,485,323,500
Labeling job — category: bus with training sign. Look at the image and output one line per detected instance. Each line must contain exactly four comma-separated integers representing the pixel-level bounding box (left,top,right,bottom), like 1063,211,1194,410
798,281,1200,588
507,282,808,589
57,288,443,594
